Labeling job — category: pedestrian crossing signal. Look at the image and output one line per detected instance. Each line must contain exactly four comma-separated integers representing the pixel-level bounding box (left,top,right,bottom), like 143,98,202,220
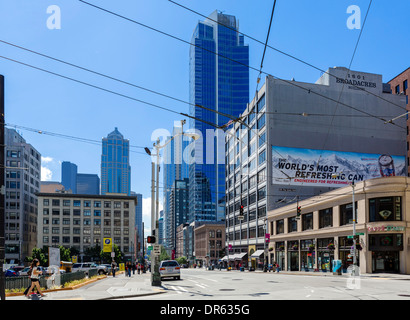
147,236,156,243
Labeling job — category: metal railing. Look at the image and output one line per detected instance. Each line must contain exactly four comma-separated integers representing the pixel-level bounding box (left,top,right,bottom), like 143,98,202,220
5,270,91,291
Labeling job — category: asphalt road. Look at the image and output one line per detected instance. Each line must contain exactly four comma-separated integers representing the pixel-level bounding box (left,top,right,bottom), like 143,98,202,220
130,268,410,301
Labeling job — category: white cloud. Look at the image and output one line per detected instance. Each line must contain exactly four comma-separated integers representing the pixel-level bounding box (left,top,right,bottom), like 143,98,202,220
142,197,163,235
41,166,53,181
41,156,54,163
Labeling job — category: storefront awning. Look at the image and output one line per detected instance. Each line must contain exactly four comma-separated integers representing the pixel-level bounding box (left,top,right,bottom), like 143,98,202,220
228,254,237,261
235,252,247,260
220,256,228,261
251,250,265,258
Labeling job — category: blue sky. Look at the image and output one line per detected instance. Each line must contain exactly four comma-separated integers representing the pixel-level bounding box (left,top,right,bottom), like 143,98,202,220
1,0,409,232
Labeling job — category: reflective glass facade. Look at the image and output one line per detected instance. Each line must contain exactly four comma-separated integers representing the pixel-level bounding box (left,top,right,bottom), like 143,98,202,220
189,11,249,222
101,127,131,195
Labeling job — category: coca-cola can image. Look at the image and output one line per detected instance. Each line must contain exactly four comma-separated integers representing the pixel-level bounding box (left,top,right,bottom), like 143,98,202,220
378,154,395,177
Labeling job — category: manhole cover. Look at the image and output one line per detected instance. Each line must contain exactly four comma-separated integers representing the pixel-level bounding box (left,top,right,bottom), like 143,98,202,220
219,289,235,291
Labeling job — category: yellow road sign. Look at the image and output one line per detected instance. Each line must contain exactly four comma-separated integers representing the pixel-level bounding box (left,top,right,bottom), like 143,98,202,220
103,238,112,252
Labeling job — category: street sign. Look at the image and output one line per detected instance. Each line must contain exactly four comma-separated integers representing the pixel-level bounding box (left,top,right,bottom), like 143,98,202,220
103,238,112,253
347,235,354,239
356,232,365,235
152,245,161,255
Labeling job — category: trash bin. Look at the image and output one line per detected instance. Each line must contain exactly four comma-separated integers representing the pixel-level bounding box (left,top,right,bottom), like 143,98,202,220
332,260,342,275
240,267,244,272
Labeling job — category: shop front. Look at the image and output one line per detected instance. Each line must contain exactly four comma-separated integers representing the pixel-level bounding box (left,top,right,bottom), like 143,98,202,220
275,241,285,271
287,240,299,271
369,233,403,273
300,239,315,271
317,238,334,272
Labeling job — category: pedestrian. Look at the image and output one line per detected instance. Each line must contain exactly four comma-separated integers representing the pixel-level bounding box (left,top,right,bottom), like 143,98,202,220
127,262,131,277
111,260,117,277
25,259,46,298
23,265,39,296
137,263,141,274
132,262,136,275
276,262,280,273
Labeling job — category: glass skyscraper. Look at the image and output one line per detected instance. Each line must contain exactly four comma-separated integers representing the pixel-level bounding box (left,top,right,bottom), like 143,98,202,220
189,11,249,222
101,127,131,195
162,122,189,249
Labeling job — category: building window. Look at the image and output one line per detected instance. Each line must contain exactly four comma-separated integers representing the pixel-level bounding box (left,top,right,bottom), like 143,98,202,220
258,131,266,147
257,113,265,129
73,200,81,207
302,213,313,231
258,150,266,165
319,208,333,228
288,217,298,233
257,94,265,112
276,220,284,234
369,197,401,222
340,202,357,226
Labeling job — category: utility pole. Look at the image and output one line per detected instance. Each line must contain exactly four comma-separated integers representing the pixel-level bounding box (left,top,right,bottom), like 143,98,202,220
352,181,357,275
0,75,5,300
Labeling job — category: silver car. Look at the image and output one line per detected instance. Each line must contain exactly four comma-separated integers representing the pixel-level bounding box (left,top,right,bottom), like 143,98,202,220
159,260,181,280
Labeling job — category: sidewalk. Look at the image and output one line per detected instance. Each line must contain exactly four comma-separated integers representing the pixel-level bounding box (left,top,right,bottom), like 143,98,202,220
6,269,410,300
6,271,166,300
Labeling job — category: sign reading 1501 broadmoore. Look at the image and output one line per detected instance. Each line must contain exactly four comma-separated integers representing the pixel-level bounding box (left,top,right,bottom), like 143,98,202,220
272,146,405,187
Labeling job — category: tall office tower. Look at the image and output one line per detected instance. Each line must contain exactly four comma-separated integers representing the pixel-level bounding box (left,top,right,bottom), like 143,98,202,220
168,178,189,253
131,192,143,257
101,127,131,195
189,10,249,223
162,122,189,249
61,161,77,193
77,173,100,195
4,128,41,264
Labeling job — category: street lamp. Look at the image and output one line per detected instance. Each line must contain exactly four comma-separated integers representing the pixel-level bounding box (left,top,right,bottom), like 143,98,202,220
145,120,199,286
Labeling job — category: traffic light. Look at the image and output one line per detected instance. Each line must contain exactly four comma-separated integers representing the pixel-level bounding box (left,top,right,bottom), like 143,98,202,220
238,205,244,221
297,206,301,216
147,236,156,244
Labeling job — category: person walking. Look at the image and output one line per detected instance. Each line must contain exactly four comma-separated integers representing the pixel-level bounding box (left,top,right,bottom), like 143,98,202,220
25,259,46,298
111,260,117,277
127,262,131,277
23,265,39,296
137,263,141,275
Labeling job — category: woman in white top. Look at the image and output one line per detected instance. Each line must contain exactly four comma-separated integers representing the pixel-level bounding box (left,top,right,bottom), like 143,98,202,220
25,258,46,298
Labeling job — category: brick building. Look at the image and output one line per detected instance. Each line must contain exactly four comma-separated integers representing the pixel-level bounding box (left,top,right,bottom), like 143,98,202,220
388,67,410,175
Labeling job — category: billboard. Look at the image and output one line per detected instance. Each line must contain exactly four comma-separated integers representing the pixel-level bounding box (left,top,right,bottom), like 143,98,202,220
272,146,405,187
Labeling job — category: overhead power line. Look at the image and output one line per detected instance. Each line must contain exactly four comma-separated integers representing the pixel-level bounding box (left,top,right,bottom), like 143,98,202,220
0,39,245,129
168,0,407,113
77,0,405,130
5,123,149,155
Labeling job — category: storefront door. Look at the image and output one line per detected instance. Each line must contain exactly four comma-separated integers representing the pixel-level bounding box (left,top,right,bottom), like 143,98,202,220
372,251,399,273
288,252,299,271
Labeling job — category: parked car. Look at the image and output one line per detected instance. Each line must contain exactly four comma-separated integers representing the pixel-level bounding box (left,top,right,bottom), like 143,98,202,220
72,262,107,275
19,267,31,276
159,260,181,280
10,266,25,273
5,269,19,277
